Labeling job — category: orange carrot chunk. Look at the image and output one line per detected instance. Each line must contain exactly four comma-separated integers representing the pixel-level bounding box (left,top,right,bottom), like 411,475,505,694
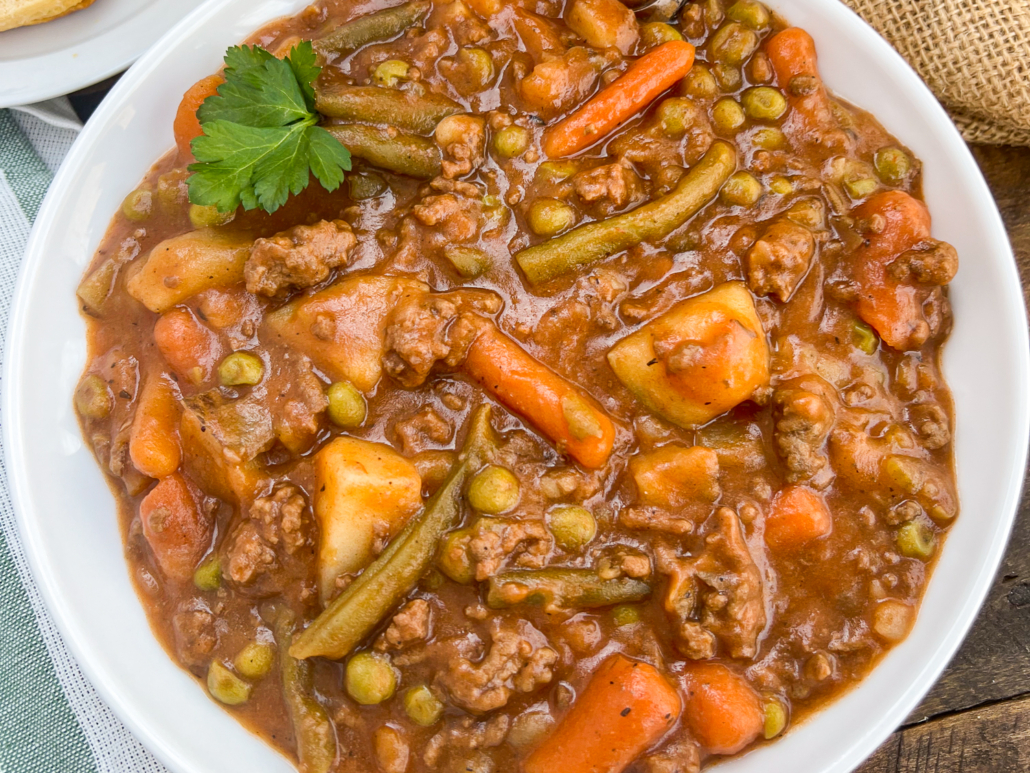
464,325,616,469
764,484,832,551
765,28,845,150
139,473,213,582
850,190,934,350
173,74,223,162
682,662,763,756
153,307,225,386
129,372,182,480
525,654,682,773
543,40,695,158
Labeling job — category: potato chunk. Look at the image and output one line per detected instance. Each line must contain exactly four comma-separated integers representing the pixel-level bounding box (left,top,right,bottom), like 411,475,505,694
314,437,423,602
630,445,720,508
566,0,639,54
608,282,770,428
266,276,428,393
126,229,252,313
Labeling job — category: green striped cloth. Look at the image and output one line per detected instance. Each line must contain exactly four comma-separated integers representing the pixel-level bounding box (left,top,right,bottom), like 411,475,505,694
0,105,168,773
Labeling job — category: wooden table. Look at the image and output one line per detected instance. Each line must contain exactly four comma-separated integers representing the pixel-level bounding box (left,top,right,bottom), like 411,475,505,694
857,145,1030,771
65,81,1030,772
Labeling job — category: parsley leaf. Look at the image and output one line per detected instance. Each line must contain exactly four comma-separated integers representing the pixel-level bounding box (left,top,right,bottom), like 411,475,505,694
188,41,351,214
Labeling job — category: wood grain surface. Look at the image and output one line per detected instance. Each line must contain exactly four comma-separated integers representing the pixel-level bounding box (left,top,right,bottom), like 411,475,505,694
855,145,1030,772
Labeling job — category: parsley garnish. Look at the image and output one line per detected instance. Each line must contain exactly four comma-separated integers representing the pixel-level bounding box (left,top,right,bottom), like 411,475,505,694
187,42,351,214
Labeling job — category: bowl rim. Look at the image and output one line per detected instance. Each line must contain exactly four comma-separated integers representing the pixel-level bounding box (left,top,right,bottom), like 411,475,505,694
4,0,1029,771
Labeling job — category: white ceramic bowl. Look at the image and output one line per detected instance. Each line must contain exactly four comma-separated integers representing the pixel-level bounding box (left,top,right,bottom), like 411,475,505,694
4,1,1028,772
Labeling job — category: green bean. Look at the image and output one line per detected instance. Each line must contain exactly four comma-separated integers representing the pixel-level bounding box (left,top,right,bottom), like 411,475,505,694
325,124,441,180
277,616,337,773
612,604,641,626
347,172,387,200
467,464,520,514
315,85,461,135
486,568,652,611
515,142,737,284
290,406,496,660
218,351,264,386
852,320,879,354
327,381,367,427
314,1,430,58
75,374,113,420
235,641,275,679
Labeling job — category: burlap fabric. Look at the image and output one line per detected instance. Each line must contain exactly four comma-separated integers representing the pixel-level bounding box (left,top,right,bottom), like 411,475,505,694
842,0,1030,146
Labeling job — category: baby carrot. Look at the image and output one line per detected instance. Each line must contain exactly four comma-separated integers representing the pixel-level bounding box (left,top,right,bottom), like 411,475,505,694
129,371,182,480
173,74,223,162
139,473,212,583
851,190,934,350
464,325,616,469
765,28,844,150
543,40,695,158
153,307,224,386
682,662,763,756
764,485,832,551
525,654,681,773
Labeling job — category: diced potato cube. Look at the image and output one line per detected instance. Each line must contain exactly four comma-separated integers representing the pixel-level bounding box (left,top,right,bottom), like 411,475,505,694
266,276,428,393
314,437,423,602
126,229,252,313
179,405,268,504
629,445,720,508
566,0,639,54
608,282,770,428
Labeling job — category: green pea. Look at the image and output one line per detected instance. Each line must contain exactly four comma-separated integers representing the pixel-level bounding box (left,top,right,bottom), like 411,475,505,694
507,711,555,750
193,555,222,592
762,696,788,739
769,175,793,195
121,188,153,222
874,147,912,185
345,652,398,705
372,59,410,88
348,172,387,200
444,245,491,279
207,661,252,706
752,127,788,151
548,505,597,551
189,204,235,229
786,198,825,229
712,98,746,135
528,198,576,237
327,381,367,428
404,685,444,726
612,604,641,627
467,465,520,514
720,171,763,207
656,97,700,138
535,160,579,184
156,169,190,214
218,351,264,386
234,642,275,679
844,176,879,200
897,517,936,560
683,65,719,100
438,528,474,584
726,0,771,30
742,87,787,121
75,374,113,420
640,21,684,48
459,47,494,88
493,125,531,158
852,320,879,354
710,22,759,65
712,63,742,92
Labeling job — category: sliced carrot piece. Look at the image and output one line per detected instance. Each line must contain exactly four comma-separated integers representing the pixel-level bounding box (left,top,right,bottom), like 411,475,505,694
464,325,616,469
682,662,763,756
543,40,695,158
173,74,223,162
129,372,182,480
153,307,225,386
139,473,212,582
525,654,681,773
765,485,832,550
765,28,844,150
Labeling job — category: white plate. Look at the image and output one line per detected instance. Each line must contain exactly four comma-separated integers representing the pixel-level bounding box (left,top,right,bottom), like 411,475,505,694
0,0,207,108
4,1,1029,772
